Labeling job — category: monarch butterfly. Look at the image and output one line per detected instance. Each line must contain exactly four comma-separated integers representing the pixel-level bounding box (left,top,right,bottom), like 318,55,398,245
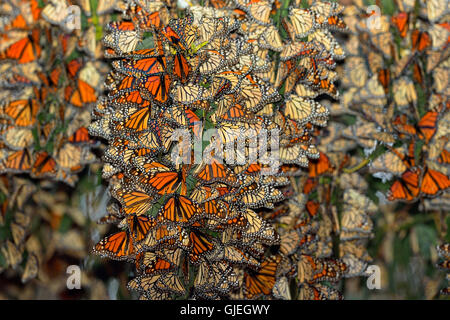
272,277,291,300
2,240,22,269
142,255,175,274
305,200,320,217
103,21,142,55
340,204,373,236
155,272,186,295
111,89,151,108
159,195,198,224
188,230,215,263
420,166,450,196
190,184,221,203
308,152,333,177
31,151,57,178
114,189,155,216
392,12,408,38
139,162,186,195
202,199,229,220
10,221,26,246
0,29,41,64
394,111,439,143
377,68,390,93
388,169,420,201
3,127,34,149
438,149,450,164
195,158,238,186
246,0,272,25
141,74,171,104
163,15,197,52
223,245,260,268
194,260,237,298
21,253,39,283
303,178,318,195
127,214,156,242
298,254,347,284
4,99,39,127
1,149,32,173
64,79,97,107
244,255,281,299
130,4,166,30
209,0,227,9
339,238,372,273
172,52,190,83
120,56,166,75
280,230,301,256
124,107,152,132
128,274,162,293
93,231,136,261
298,283,343,300
57,143,94,172
412,30,432,52
413,62,424,85
68,127,92,144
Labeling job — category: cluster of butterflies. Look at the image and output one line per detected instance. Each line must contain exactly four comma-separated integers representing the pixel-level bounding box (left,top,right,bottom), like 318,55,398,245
307,0,449,294
336,0,450,204
0,0,122,286
90,0,351,300
262,176,347,300
0,0,102,187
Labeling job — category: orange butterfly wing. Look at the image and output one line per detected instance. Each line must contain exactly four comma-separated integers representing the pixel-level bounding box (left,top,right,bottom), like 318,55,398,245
2,149,32,172
392,12,408,38
421,167,450,196
127,215,155,242
94,231,135,260
160,195,197,223
309,152,333,177
173,53,190,83
388,169,420,201
189,231,214,263
244,255,281,299
417,111,438,143
148,171,181,195
412,30,431,52
32,151,57,177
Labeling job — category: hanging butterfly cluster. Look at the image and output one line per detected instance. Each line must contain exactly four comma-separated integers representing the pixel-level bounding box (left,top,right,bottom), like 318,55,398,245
198,0,353,297
0,0,117,287
89,0,351,299
437,243,449,296
312,0,449,294
263,176,347,299
336,0,450,203
0,0,103,186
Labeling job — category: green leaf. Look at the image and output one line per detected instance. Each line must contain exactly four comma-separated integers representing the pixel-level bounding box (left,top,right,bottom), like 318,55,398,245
58,215,73,233
380,0,396,15
136,36,154,50
414,224,437,260
0,251,7,268
393,233,412,267
415,83,426,118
